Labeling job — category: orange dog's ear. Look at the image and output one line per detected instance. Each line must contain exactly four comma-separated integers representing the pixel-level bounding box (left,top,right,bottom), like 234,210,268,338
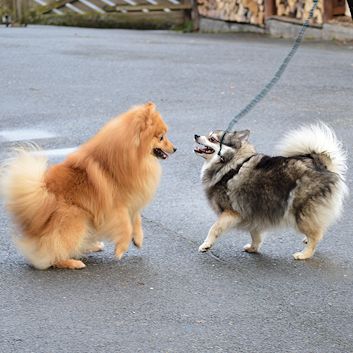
144,101,156,114
140,101,156,127
133,102,156,149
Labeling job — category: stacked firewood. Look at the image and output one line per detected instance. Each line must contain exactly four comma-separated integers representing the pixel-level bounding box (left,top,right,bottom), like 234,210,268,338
197,0,265,26
346,1,352,17
275,0,323,24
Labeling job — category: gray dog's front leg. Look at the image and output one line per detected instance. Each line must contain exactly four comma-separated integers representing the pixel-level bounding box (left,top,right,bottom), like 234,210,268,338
199,211,239,252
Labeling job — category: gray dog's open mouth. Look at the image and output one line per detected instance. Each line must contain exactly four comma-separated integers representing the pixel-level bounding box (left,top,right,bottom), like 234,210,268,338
153,148,169,159
194,145,214,154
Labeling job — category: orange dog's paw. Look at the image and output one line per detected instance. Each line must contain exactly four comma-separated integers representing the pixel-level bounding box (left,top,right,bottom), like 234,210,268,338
115,248,127,260
115,243,129,259
86,241,104,253
54,259,86,270
132,239,142,248
132,234,143,248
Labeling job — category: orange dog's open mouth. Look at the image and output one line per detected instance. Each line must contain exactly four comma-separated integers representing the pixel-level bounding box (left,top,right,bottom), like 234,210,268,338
153,148,169,160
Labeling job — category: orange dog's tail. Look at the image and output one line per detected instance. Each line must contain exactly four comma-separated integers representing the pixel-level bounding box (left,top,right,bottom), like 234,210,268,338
1,147,56,237
1,148,87,269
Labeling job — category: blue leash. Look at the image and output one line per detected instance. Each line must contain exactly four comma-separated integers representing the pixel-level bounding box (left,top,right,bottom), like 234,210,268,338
218,0,319,157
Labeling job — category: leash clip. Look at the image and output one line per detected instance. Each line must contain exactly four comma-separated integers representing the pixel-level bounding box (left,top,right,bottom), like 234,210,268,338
218,131,227,163
218,152,225,163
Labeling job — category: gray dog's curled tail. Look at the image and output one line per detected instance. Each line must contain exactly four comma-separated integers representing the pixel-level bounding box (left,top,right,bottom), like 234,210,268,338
277,122,348,181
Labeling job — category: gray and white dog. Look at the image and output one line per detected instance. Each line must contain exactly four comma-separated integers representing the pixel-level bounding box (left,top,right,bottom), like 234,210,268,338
194,123,348,259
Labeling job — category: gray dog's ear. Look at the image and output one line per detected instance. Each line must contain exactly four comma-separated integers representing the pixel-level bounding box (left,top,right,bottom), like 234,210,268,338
221,130,250,148
235,130,250,142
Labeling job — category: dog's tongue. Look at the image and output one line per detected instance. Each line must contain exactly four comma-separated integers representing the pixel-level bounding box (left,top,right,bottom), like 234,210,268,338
194,147,204,153
194,146,213,154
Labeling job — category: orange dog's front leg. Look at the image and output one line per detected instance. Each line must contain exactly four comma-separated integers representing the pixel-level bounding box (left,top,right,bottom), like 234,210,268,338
132,212,144,248
110,208,133,260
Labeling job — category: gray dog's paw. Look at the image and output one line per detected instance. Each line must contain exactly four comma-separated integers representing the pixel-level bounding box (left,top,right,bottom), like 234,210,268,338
243,243,259,253
198,243,211,252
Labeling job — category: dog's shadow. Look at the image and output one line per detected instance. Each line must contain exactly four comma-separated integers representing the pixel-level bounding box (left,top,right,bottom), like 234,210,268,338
206,247,352,280
13,253,160,295
4,240,351,292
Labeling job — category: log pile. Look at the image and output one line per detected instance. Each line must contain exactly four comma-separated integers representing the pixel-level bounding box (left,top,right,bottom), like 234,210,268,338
346,1,352,18
197,0,265,26
275,0,323,24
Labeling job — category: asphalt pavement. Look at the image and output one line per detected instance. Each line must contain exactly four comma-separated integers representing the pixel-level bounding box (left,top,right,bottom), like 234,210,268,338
0,26,353,353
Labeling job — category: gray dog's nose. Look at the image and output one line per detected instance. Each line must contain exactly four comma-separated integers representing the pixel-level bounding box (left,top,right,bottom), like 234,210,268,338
194,134,200,140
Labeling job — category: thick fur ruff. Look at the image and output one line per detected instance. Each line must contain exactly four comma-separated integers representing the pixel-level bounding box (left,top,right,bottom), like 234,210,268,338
194,123,348,259
1,102,176,269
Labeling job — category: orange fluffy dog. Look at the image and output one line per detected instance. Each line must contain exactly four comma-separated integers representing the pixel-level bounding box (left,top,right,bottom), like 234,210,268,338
1,102,176,269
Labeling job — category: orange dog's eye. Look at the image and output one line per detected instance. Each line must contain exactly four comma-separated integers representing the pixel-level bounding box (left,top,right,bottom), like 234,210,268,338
160,136,164,141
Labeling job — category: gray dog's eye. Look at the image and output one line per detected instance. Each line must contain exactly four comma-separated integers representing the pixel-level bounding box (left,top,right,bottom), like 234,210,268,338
209,137,216,143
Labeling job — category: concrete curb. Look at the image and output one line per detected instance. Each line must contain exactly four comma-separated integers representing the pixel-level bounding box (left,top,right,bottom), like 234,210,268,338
266,18,322,40
199,17,265,34
323,22,353,41
200,16,353,42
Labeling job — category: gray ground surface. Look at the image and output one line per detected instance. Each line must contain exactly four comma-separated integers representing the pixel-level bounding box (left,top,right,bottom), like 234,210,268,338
0,26,353,353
